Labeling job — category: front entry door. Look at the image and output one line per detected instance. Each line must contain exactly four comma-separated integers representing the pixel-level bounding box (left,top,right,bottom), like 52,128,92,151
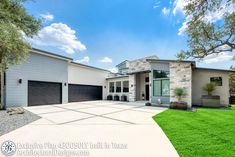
145,84,149,101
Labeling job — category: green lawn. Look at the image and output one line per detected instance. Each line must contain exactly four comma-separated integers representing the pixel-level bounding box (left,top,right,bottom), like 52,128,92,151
153,106,235,157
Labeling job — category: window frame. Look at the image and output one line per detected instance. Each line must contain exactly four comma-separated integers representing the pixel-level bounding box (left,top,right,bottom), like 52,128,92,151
210,77,223,86
109,82,115,93
116,81,122,93
122,81,129,93
153,78,170,97
153,70,169,79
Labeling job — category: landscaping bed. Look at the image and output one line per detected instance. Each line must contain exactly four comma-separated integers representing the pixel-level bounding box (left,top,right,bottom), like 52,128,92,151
153,106,235,157
0,109,41,136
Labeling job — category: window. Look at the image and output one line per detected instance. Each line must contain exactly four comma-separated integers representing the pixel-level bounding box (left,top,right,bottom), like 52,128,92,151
116,81,121,93
162,79,170,96
153,79,170,96
123,81,129,93
153,80,161,96
153,70,169,79
109,82,114,93
210,77,222,86
145,77,149,82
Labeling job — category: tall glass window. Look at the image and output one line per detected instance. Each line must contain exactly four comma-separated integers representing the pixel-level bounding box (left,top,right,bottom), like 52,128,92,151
153,79,170,96
153,80,161,96
116,81,121,93
123,81,129,93
162,79,170,96
153,70,170,96
109,82,114,93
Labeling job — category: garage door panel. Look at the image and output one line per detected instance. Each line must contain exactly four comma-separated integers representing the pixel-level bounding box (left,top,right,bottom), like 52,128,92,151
28,81,62,106
68,84,102,102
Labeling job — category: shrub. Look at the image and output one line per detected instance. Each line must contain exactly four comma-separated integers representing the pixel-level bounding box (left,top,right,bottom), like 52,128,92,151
173,88,187,102
145,102,151,106
203,83,216,96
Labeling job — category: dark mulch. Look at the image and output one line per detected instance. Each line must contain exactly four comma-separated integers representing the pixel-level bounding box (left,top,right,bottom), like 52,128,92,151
0,109,41,136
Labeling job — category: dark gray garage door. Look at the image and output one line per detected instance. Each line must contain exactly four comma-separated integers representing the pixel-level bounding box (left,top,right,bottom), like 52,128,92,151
28,81,62,106
68,84,102,102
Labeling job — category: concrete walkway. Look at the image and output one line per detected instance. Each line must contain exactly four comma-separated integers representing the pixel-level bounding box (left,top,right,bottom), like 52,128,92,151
0,101,179,157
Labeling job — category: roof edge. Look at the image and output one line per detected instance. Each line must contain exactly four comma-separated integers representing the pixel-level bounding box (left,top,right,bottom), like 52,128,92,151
70,61,111,72
195,67,235,73
146,59,195,64
31,48,73,61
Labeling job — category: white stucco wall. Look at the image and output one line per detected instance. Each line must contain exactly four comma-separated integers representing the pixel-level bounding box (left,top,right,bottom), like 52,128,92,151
68,63,110,99
106,76,129,101
5,52,69,107
192,69,230,105
136,73,149,101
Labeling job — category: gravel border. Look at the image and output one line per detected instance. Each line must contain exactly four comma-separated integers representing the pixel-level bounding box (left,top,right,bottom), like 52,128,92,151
0,110,41,136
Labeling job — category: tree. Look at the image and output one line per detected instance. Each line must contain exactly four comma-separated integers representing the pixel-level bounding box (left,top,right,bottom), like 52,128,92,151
0,0,41,108
173,87,187,102
177,0,235,60
203,83,216,96
229,66,235,95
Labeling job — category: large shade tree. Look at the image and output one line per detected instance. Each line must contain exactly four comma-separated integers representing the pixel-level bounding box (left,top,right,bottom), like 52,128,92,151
177,0,235,60
230,66,235,95
0,0,41,108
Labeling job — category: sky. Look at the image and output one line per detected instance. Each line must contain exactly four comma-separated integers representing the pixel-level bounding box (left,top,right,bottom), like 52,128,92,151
24,0,234,72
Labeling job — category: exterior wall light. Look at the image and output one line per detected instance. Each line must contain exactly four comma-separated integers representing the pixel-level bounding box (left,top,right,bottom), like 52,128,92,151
18,79,22,84
64,83,67,86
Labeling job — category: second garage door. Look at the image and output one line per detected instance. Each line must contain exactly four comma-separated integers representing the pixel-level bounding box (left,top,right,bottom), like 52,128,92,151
28,81,62,106
68,84,102,102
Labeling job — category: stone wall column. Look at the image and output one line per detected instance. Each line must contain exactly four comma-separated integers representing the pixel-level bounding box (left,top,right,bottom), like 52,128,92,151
129,74,136,101
169,62,192,108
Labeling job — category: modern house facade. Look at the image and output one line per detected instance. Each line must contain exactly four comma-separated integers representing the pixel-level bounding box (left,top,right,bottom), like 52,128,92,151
4,48,233,108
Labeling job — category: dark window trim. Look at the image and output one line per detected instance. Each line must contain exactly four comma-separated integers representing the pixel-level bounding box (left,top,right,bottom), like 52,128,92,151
122,81,129,93
116,81,121,93
153,70,170,79
109,82,115,93
210,77,223,86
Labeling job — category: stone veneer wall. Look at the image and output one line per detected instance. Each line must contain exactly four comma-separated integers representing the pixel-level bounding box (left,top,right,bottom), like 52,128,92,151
128,56,158,73
129,74,136,101
169,62,192,108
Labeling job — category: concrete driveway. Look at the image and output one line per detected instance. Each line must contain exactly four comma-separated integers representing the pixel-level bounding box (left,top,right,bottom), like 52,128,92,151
0,101,179,157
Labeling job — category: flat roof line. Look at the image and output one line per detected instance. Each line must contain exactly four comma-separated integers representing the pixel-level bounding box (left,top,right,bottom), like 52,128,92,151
32,48,73,61
70,61,110,72
195,67,235,72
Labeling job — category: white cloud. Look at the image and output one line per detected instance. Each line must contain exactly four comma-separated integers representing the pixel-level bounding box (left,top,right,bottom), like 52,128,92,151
108,68,118,73
40,13,54,22
99,57,112,63
75,56,90,64
203,1,234,23
162,8,170,15
29,23,86,54
173,0,234,35
172,0,187,16
177,16,191,35
203,52,233,64
153,1,160,9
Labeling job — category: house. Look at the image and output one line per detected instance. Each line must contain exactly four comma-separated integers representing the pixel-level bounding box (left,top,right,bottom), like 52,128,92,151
4,48,234,108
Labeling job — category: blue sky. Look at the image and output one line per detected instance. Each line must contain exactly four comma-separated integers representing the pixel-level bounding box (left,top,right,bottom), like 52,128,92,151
24,0,234,71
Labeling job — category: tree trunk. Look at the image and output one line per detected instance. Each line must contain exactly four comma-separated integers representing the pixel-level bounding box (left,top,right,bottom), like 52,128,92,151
0,66,4,109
